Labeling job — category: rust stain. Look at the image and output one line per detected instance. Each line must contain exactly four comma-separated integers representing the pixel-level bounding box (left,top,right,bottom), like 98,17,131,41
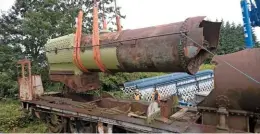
50,73,100,92
47,16,221,93
199,48,260,112
79,16,221,74
17,59,33,101
160,96,174,119
28,94,240,133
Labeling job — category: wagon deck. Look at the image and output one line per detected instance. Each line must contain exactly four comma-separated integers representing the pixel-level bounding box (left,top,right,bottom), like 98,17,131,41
20,93,239,133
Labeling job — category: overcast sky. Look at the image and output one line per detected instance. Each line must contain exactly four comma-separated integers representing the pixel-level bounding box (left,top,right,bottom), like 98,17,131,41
1,0,260,41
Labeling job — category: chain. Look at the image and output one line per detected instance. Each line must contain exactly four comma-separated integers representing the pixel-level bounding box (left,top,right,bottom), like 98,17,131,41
178,18,190,73
180,32,260,84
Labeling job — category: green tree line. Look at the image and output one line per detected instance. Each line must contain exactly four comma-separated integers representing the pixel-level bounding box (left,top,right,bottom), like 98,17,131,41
0,0,259,97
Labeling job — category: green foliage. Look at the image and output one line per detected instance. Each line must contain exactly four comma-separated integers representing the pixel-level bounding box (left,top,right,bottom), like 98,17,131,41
0,99,47,133
0,0,125,93
217,21,258,55
0,45,22,97
99,72,166,91
199,64,215,71
105,90,133,100
204,20,259,63
1,0,125,60
100,64,216,91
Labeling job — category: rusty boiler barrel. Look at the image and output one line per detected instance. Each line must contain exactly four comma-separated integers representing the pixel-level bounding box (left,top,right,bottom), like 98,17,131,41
45,16,222,75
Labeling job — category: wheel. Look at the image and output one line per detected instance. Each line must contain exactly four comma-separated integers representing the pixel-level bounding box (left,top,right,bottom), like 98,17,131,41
69,119,96,133
46,114,67,133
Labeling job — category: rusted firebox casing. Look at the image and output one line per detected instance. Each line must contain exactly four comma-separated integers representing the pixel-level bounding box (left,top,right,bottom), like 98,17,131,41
45,16,221,92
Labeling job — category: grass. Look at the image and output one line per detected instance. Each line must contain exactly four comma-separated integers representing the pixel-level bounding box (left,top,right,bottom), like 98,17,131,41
0,99,47,133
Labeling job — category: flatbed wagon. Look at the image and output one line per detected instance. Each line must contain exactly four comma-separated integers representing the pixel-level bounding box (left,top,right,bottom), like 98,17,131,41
21,92,235,133
17,59,237,133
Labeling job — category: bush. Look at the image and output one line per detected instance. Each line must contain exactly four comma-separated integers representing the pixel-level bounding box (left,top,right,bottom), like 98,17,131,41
100,72,166,91
0,99,47,133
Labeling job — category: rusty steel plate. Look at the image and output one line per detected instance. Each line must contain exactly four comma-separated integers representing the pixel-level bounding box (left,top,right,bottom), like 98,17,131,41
198,48,260,113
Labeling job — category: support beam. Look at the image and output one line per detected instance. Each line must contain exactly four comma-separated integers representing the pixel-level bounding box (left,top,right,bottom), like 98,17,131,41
98,122,104,134
107,124,113,134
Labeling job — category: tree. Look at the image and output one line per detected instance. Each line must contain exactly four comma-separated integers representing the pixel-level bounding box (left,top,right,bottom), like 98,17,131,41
100,72,166,91
217,21,259,55
0,45,22,97
0,0,125,94
1,0,125,61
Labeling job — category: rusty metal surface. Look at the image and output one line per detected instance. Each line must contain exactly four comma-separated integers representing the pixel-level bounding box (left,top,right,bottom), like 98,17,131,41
160,96,174,119
39,95,148,115
201,112,218,126
28,99,183,132
184,123,244,133
200,111,250,132
29,94,239,132
198,48,260,113
18,75,44,100
115,16,221,74
228,115,249,132
17,59,33,100
44,16,221,93
32,75,44,98
50,73,100,92
19,77,33,100
24,97,240,133
46,16,221,75
197,48,260,132
98,16,220,74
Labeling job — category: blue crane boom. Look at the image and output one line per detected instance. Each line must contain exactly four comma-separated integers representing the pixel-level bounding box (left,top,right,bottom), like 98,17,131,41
241,0,260,48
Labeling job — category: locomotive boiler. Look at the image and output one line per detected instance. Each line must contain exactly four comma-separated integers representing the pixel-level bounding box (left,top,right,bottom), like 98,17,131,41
44,16,222,92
